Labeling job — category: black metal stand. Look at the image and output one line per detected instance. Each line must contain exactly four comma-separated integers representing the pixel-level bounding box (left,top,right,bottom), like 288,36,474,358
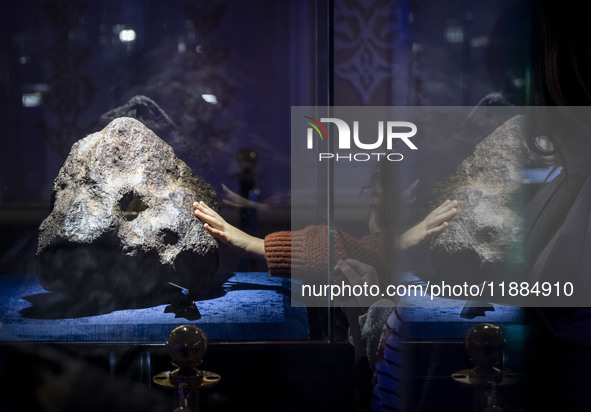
452,323,518,412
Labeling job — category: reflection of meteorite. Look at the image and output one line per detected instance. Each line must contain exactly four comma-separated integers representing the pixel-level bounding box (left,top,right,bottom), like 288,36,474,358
36,117,218,302
430,115,526,282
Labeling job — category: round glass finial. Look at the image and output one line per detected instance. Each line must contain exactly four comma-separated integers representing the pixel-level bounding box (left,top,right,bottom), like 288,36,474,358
166,325,208,368
465,323,506,367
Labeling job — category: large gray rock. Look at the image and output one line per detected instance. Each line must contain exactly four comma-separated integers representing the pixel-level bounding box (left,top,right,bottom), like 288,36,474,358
430,115,526,282
37,117,218,304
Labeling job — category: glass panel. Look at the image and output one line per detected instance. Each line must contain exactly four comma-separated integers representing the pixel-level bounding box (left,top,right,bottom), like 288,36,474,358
0,0,330,344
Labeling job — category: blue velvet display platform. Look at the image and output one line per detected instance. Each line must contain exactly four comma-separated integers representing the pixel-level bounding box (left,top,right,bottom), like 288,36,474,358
0,272,310,343
397,302,525,342
393,273,525,341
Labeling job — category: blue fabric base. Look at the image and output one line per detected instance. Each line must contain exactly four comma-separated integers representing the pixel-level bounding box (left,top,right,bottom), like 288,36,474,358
0,272,310,343
397,304,525,341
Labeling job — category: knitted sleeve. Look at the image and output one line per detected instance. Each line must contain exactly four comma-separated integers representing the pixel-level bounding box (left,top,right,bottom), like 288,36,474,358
264,226,385,278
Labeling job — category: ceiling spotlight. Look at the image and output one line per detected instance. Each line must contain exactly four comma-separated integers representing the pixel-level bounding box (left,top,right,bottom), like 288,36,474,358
119,29,136,42
201,94,218,104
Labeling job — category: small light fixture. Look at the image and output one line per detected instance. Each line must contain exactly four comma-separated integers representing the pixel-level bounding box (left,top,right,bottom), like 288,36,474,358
201,94,218,104
22,92,42,108
119,29,136,42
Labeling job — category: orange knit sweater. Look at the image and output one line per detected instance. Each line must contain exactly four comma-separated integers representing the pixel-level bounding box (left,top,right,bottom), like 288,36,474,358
263,225,385,279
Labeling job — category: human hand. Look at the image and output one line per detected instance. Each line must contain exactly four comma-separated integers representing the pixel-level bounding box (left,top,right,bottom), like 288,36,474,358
398,199,458,250
193,201,265,258
334,259,380,307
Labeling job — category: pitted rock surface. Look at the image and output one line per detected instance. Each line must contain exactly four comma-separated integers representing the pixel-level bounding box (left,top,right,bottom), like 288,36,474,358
37,117,218,302
430,115,526,282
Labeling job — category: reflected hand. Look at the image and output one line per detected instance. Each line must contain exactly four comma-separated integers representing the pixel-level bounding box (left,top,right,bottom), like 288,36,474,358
400,179,419,206
398,199,458,250
221,184,268,211
335,259,380,307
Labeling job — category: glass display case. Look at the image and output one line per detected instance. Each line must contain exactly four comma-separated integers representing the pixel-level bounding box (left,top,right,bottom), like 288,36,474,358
0,1,346,410
1,0,329,336
1,1,579,411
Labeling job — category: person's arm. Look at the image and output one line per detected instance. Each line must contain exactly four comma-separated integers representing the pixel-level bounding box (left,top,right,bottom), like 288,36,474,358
193,201,265,258
194,198,458,273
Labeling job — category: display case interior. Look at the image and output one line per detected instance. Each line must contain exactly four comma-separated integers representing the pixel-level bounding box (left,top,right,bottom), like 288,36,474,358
1,0,329,341
0,1,552,411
